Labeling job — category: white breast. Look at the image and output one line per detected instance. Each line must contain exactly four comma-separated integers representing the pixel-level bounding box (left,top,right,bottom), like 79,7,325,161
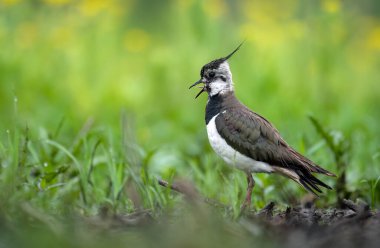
206,113,273,173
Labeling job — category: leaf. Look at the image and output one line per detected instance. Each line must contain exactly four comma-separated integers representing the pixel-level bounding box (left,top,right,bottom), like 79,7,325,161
308,115,338,155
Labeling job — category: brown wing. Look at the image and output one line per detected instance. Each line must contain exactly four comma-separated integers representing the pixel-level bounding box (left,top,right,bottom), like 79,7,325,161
215,106,335,194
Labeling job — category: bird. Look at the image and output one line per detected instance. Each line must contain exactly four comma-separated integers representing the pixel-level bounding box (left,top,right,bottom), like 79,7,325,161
189,43,336,210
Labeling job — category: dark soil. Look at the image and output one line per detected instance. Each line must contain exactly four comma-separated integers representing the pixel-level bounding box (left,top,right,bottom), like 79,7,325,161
152,180,380,247
82,199,379,248
247,199,380,248
10,179,375,248
86,197,379,248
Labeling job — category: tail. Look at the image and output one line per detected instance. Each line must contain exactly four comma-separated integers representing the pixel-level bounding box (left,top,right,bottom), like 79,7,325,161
296,169,332,196
289,148,336,177
273,166,334,196
273,146,336,196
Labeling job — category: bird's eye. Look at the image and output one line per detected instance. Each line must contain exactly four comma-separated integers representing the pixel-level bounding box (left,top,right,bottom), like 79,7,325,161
208,72,215,78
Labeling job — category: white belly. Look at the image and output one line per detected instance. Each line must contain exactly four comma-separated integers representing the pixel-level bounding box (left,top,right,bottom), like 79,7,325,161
206,114,273,173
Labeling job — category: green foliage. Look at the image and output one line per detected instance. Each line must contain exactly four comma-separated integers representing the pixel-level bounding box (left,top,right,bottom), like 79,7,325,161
0,0,380,246
309,115,351,206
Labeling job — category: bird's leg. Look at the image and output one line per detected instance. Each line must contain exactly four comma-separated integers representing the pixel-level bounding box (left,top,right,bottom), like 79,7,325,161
240,173,255,212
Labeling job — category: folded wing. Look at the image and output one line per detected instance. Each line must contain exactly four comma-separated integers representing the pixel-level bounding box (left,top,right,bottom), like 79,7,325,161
215,106,335,195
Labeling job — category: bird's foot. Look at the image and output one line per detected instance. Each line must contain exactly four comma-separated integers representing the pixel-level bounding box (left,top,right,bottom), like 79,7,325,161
239,173,255,215
240,195,252,213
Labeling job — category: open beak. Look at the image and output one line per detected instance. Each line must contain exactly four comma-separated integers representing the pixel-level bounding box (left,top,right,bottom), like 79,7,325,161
189,79,206,99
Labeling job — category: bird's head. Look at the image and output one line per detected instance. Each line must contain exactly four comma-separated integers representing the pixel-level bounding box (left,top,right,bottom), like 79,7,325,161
189,42,243,99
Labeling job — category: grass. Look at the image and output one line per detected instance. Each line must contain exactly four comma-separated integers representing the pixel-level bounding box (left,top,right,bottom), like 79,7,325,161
0,0,380,247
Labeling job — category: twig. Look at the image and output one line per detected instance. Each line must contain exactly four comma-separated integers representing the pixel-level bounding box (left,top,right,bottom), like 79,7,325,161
157,178,228,208
342,199,360,212
158,179,184,194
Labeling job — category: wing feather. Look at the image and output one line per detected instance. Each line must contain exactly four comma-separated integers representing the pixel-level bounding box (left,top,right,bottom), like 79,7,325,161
215,105,335,193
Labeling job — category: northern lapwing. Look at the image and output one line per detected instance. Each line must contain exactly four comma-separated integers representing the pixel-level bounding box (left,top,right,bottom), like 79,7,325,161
189,43,336,210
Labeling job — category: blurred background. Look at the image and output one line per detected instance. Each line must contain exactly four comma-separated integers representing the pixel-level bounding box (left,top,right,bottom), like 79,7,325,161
0,0,380,212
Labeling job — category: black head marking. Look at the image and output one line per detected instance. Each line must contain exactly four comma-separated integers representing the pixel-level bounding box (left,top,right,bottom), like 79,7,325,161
200,41,244,77
200,58,225,77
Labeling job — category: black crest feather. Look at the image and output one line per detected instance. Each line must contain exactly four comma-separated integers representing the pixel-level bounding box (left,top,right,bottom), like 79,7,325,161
223,41,244,61
200,41,245,75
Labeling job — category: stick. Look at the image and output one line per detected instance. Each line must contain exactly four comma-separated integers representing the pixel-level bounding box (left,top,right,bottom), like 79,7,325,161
157,179,184,194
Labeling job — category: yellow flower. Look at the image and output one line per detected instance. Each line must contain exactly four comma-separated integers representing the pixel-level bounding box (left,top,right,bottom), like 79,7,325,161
1,0,20,6
242,1,297,23
367,26,380,51
322,0,341,14
202,0,227,19
43,0,71,5
175,0,194,11
78,0,123,16
123,29,150,53
49,25,73,48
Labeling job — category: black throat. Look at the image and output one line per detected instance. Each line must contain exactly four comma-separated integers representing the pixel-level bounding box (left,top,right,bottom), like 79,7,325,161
205,91,237,125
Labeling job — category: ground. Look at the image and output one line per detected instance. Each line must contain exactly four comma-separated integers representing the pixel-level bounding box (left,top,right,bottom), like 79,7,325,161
3,183,378,248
